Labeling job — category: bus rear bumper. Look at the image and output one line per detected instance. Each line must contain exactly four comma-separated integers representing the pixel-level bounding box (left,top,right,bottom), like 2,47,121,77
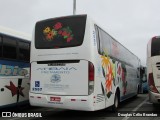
29,92,95,111
149,91,160,104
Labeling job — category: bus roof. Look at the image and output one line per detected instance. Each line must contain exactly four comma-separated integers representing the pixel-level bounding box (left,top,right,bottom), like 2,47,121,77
91,16,140,61
0,26,31,41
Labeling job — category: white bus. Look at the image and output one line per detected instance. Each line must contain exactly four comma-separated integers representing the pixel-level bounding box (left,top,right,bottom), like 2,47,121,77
29,15,141,111
0,26,31,108
147,36,160,104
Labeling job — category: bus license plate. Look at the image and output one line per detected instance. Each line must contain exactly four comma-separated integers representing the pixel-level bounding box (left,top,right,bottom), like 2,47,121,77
50,97,61,102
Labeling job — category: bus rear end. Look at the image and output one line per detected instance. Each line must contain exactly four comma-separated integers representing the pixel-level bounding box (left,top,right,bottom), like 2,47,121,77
29,15,96,111
147,36,160,104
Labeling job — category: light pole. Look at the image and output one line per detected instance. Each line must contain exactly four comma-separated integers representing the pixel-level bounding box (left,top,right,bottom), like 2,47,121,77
73,0,76,15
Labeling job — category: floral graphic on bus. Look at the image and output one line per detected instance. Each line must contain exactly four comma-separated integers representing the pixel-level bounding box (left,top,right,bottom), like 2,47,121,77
121,64,127,95
101,50,128,98
43,22,74,43
116,63,127,95
101,51,115,98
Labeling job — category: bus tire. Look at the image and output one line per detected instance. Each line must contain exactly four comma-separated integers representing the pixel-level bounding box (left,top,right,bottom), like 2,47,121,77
152,103,157,107
112,91,119,112
137,85,140,94
134,85,139,98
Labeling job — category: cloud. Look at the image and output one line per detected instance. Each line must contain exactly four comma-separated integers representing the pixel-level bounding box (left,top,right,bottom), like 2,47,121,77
77,0,160,65
0,0,73,34
0,0,160,65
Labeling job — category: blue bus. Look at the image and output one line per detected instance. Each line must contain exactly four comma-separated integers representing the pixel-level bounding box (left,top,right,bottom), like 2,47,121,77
0,26,31,108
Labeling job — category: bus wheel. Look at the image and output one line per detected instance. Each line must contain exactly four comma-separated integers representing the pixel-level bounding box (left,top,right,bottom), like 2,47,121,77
112,92,119,112
134,85,139,98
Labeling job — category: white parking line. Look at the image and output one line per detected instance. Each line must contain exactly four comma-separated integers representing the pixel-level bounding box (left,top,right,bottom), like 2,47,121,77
121,97,148,120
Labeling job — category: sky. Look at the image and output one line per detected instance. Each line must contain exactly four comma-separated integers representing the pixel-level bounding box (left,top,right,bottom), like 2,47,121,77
0,0,160,66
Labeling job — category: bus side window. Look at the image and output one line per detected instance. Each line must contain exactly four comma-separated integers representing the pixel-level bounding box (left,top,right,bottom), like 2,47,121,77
98,28,111,55
3,37,17,60
137,67,140,78
94,25,111,55
18,41,30,62
94,25,101,54
0,36,2,57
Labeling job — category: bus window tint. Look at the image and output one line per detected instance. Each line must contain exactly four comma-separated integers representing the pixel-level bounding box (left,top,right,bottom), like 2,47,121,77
35,15,87,49
151,38,160,56
19,41,30,61
98,28,111,55
3,37,17,59
0,37,2,57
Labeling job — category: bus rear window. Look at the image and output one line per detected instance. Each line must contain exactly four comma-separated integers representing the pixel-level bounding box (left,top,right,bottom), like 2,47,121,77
35,15,87,49
151,37,160,56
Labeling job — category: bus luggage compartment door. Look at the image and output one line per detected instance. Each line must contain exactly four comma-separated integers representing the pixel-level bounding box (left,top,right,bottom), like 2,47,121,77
30,60,88,95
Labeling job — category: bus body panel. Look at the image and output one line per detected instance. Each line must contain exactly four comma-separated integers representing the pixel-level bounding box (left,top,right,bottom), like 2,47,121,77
29,93,95,111
0,60,30,107
0,78,17,106
149,91,160,103
152,64,160,88
0,27,30,107
149,57,160,92
30,14,141,111
30,60,88,96
0,76,29,106
147,37,160,104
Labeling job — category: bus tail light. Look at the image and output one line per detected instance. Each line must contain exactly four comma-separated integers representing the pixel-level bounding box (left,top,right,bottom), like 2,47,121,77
148,73,159,93
88,62,94,95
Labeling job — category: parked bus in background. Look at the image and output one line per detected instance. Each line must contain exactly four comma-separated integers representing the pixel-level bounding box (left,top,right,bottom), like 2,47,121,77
29,15,141,111
0,26,31,108
147,36,160,104
140,67,148,93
